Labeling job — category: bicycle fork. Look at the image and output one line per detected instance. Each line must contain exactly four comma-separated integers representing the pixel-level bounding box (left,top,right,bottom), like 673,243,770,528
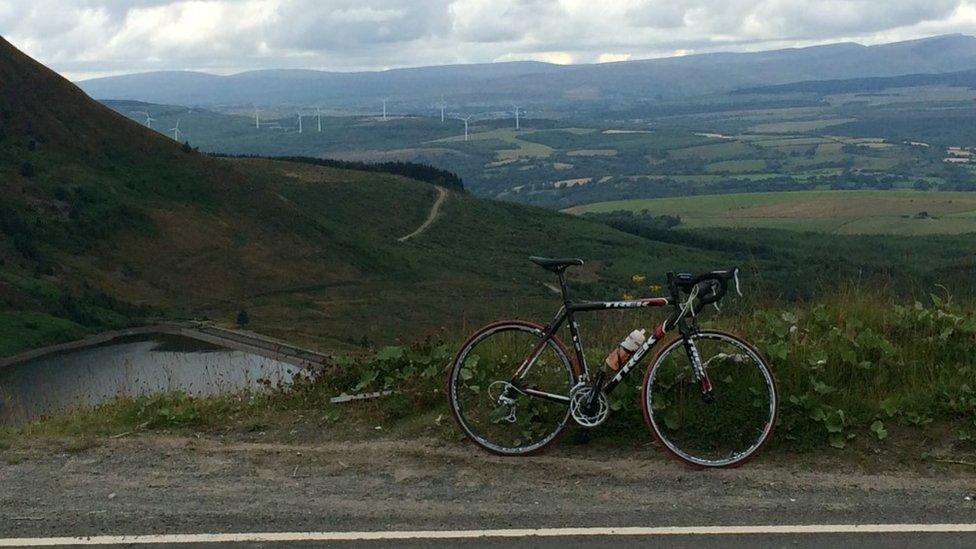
682,336,714,403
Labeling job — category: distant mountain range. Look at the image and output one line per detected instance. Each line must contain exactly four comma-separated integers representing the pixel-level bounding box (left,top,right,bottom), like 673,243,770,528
76,34,976,109
734,68,976,96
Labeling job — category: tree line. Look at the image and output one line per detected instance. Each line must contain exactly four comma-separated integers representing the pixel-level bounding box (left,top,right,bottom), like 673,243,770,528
215,154,465,192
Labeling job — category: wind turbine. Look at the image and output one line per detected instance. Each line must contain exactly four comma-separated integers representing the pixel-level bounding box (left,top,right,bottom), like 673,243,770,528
456,115,475,142
382,98,388,121
316,107,323,132
438,96,447,123
513,105,521,130
169,119,184,141
296,111,303,134
132,111,155,128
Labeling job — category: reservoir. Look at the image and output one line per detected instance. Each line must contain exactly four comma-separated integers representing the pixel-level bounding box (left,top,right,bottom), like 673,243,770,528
0,333,305,425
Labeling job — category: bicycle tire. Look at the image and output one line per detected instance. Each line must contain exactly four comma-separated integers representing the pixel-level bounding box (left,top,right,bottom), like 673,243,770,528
448,320,577,456
641,330,778,468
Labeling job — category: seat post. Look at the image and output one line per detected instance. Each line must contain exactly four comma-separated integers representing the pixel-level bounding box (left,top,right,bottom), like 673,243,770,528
557,270,571,303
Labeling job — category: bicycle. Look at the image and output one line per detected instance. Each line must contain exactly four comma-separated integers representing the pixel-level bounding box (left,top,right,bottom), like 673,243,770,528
447,256,778,468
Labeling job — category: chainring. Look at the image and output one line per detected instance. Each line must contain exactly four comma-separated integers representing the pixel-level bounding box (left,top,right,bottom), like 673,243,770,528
569,384,609,427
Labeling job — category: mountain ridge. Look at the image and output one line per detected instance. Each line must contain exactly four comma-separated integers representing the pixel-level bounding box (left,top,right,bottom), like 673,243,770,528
734,67,976,95
75,34,976,107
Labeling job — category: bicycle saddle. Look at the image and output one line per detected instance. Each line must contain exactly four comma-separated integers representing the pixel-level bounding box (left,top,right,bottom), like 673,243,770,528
529,256,584,272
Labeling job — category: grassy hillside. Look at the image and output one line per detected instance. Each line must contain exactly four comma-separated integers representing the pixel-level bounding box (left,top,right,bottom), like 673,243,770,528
570,193,976,298
0,37,728,357
5,35,975,366
142,158,731,351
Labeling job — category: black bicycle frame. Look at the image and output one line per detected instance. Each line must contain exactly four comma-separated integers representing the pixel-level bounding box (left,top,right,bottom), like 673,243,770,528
509,270,697,403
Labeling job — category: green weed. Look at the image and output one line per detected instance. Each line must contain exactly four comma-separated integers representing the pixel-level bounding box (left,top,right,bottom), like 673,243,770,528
12,295,976,455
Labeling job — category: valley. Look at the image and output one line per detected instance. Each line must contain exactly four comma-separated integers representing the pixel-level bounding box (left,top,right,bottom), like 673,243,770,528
3,30,976,471
5,31,976,359
101,76,976,214
7,6,976,544
0,36,736,357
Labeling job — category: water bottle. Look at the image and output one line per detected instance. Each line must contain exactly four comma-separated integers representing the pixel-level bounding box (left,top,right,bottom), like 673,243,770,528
604,329,646,371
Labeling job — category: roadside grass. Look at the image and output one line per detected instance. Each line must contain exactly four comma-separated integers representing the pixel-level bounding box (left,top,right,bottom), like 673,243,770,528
6,294,976,461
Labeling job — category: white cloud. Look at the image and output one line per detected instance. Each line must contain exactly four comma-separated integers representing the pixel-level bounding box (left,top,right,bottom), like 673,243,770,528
0,0,970,79
494,50,576,64
597,53,632,63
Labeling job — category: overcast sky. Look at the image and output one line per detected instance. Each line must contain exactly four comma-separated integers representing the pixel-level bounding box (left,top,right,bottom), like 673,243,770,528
2,0,975,81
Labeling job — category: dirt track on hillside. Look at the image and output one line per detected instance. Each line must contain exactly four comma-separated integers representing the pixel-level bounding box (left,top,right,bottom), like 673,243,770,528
398,187,447,242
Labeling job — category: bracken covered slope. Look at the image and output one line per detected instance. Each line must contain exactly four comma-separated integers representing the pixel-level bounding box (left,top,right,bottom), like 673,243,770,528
0,38,723,356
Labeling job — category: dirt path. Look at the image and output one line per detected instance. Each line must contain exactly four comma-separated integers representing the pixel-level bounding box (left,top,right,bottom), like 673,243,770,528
398,186,447,242
1,434,974,540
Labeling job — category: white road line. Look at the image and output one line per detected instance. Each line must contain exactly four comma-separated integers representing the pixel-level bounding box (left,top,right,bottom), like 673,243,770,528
3,524,976,546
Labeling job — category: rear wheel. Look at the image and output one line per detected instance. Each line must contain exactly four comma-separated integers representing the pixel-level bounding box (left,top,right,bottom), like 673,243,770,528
642,330,777,468
448,322,576,456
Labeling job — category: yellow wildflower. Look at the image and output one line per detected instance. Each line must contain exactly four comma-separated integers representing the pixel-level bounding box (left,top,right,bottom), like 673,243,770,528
632,274,646,285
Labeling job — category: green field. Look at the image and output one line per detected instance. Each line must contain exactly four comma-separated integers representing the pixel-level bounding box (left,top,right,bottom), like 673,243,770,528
431,127,556,160
750,117,856,133
103,92,976,211
567,190,976,235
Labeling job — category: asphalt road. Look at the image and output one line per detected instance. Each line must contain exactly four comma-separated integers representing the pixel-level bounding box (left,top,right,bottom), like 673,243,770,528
167,533,976,548
1,435,974,547
5,529,976,548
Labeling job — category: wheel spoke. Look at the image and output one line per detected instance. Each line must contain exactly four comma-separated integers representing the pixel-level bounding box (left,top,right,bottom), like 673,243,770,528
645,332,777,467
450,324,574,455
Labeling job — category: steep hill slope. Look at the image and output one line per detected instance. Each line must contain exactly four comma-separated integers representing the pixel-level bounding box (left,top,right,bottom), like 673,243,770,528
76,34,976,108
0,37,723,356
0,39,171,153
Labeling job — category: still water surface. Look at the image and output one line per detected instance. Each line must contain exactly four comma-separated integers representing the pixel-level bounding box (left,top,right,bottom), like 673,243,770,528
0,334,302,425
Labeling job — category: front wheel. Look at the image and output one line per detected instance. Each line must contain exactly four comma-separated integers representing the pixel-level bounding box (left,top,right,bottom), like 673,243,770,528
448,321,577,456
642,330,777,468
